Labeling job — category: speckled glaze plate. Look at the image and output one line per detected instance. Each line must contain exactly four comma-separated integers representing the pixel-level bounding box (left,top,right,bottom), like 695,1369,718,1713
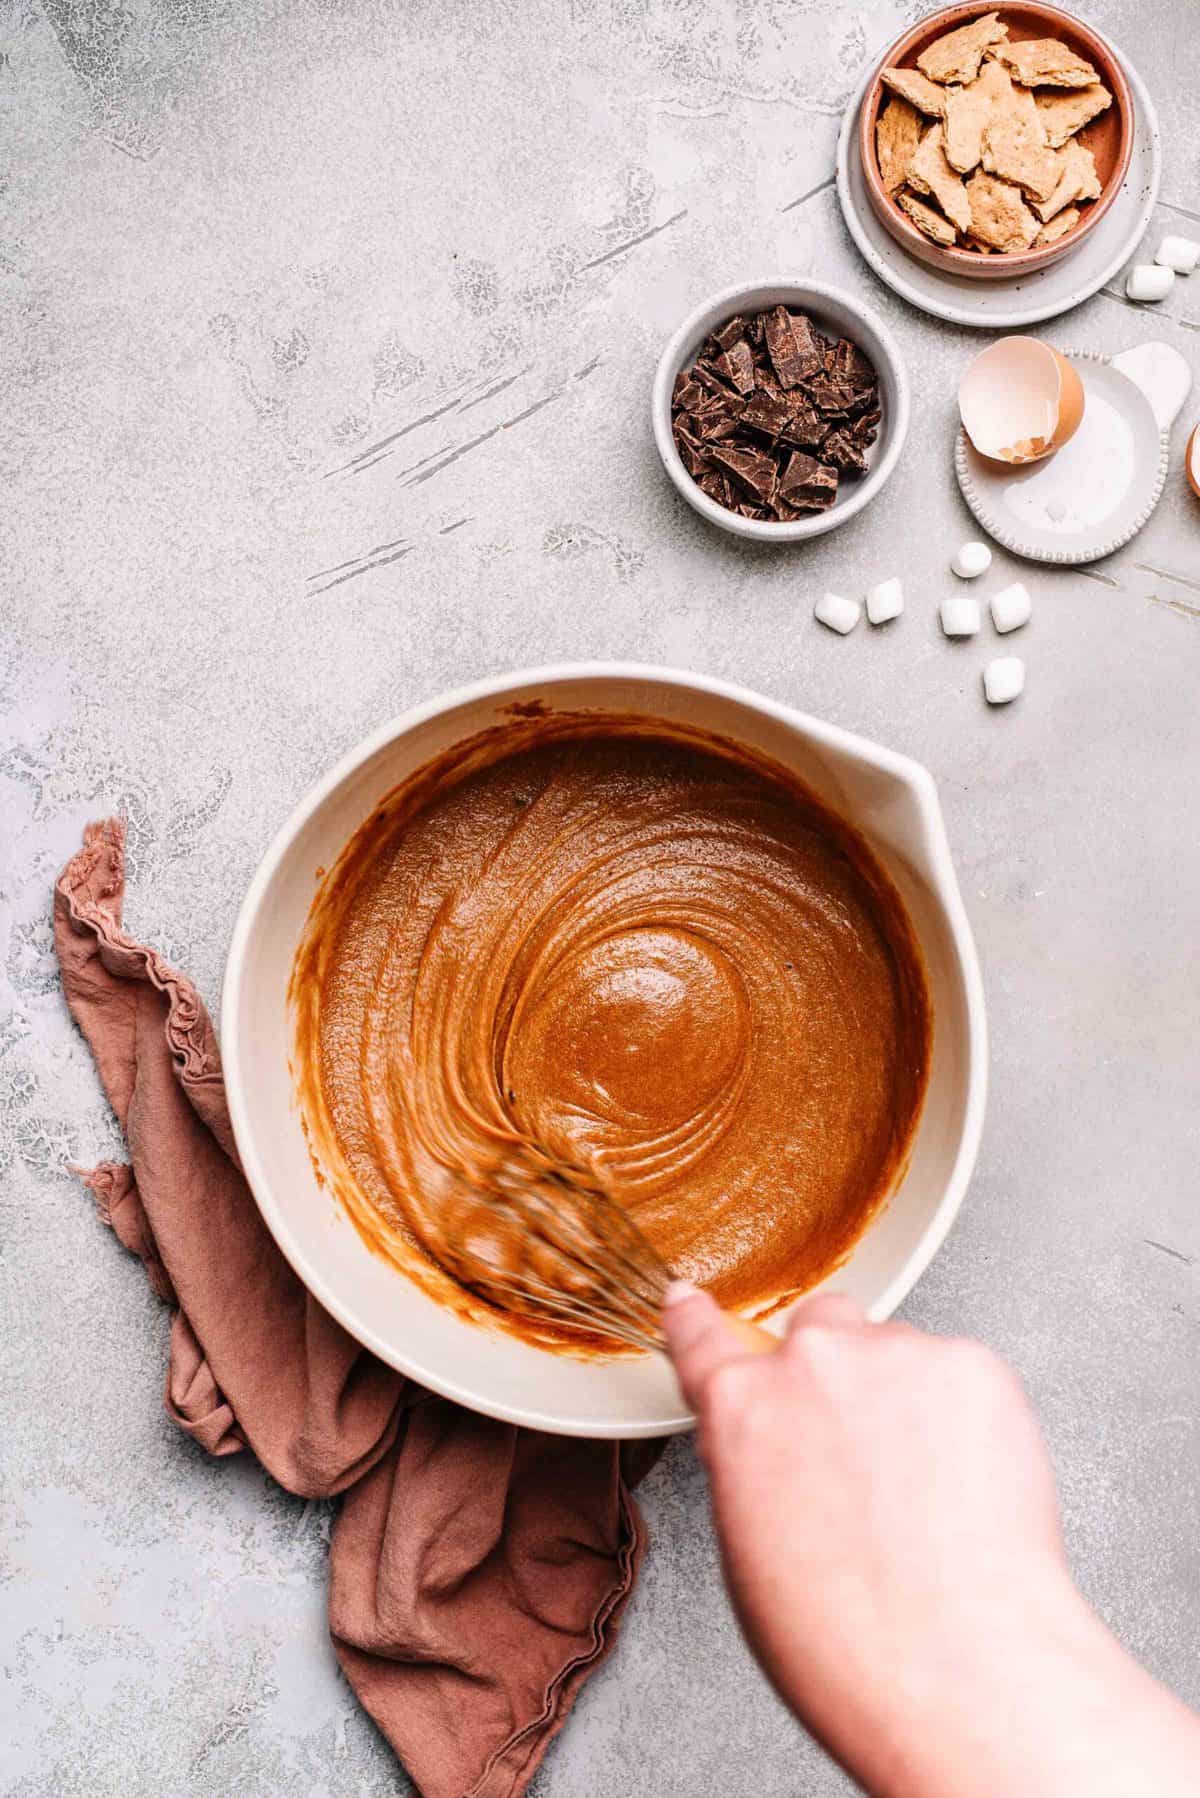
836,40,1161,329
954,349,1169,563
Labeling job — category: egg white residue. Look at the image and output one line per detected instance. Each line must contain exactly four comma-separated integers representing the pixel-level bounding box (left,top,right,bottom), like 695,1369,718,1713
1000,388,1137,534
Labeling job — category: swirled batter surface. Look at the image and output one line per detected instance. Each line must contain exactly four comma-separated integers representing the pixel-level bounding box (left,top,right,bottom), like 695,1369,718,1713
290,714,931,1350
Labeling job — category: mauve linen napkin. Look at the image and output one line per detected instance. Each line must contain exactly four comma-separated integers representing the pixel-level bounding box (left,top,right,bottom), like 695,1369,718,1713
54,819,656,1798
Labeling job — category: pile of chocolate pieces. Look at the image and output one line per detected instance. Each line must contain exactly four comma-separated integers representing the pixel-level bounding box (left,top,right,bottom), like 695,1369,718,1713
670,305,882,522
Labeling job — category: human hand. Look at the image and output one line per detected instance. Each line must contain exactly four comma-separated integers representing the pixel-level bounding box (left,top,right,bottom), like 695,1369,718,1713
664,1285,1200,1798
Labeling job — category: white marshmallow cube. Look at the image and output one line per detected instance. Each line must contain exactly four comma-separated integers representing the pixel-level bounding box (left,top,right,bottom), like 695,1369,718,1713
866,577,904,624
990,581,1032,634
951,541,992,579
940,596,981,637
1155,235,1199,275
814,591,861,634
984,656,1025,705
1126,263,1175,304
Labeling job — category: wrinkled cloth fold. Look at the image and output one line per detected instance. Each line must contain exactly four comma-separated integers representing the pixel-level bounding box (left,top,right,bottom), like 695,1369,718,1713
54,819,651,1798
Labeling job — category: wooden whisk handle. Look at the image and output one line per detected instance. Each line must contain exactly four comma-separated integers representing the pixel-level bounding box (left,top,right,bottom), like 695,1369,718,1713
725,1313,779,1355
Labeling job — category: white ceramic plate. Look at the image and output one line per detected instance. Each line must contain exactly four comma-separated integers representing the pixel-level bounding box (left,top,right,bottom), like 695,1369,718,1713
223,666,988,1439
955,349,1169,563
835,42,1161,329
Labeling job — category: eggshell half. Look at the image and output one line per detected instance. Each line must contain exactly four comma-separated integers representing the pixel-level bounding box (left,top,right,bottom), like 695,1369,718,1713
959,338,1085,467
1188,423,1200,499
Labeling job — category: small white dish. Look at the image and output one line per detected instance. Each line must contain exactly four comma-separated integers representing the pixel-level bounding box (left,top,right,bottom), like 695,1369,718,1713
1111,341,1194,432
835,40,1161,330
955,349,1171,563
223,665,987,1439
651,278,910,543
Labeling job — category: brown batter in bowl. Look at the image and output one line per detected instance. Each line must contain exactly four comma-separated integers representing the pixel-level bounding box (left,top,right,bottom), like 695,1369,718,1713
290,712,931,1352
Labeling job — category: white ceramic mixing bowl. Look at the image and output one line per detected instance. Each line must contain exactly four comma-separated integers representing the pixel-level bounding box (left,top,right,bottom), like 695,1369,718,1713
223,665,987,1438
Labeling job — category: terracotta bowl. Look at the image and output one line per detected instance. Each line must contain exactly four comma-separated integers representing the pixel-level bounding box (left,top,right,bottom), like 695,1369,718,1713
859,1,1133,280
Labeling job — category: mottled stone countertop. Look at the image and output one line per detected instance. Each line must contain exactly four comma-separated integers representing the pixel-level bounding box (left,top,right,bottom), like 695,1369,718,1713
2,0,1198,1791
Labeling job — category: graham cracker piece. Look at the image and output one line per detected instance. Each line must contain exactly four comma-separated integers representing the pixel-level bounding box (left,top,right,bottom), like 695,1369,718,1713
965,170,1040,251
943,58,1037,174
981,111,1061,202
906,123,972,232
880,66,948,117
876,96,924,194
994,38,1099,88
1035,83,1112,148
1034,205,1081,245
896,188,958,247
917,11,1008,85
1031,138,1101,221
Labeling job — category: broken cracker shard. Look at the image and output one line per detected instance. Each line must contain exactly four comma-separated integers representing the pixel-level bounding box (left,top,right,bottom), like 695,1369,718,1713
916,11,1008,86
877,96,924,195
993,38,1099,88
880,66,947,118
906,123,972,232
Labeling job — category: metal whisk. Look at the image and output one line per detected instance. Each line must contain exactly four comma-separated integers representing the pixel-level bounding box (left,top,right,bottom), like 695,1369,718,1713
426,1148,674,1352
423,1145,776,1357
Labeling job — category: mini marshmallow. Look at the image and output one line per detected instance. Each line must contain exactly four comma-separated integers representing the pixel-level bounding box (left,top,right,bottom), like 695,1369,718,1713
866,577,904,624
940,596,981,638
814,591,861,634
951,541,991,580
984,656,1024,705
990,581,1032,634
1155,235,1200,275
1126,263,1175,304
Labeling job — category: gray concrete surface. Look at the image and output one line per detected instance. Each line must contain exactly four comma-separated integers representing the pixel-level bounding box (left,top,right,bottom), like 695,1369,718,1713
2,0,1199,1790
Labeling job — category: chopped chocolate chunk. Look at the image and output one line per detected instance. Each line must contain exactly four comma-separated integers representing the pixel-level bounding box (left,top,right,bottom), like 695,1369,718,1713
831,338,876,385
822,430,869,474
693,363,738,401
788,313,825,381
708,444,779,507
674,428,710,477
711,315,748,351
777,450,821,496
852,408,882,447
762,306,799,384
764,305,823,388
690,392,738,426
778,451,838,511
806,373,866,415
777,404,829,450
740,389,795,441
753,369,785,402
689,408,741,443
716,339,756,394
669,300,878,525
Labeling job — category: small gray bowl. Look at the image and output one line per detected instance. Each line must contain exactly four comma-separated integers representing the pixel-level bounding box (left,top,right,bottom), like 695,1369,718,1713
652,276,911,543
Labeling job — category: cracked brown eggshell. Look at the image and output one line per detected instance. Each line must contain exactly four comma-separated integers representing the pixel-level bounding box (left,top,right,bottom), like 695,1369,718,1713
959,335,1084,465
